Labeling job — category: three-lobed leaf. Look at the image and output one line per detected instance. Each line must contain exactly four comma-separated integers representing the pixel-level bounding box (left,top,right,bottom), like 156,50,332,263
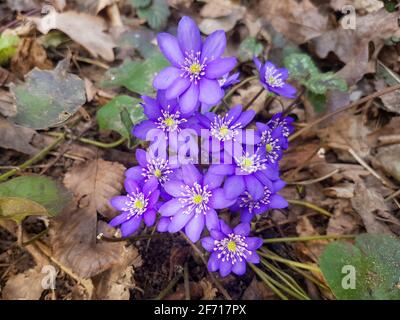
238,37,263,62
137,0,170,30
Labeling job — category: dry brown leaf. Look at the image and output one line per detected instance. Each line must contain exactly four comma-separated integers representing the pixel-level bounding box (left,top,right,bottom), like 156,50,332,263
76,0,116,14
231,81,268,114
200,0,233,18
29,9,116,62
200,279,218,300
327,199,360,235
242,277,276,300
351,182,394,234
50,159,126,278
313,9,400,85
0,117,39,155
6,0,40,11
323,183,355,198
0,90,17,118
260,0,330,44
330,0,384,13
295,217,327,262
372,145,400,183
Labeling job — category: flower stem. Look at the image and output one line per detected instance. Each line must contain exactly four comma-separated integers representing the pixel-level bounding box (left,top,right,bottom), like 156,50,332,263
47,132,126,149
244,88,264,110
258,250,321,273
263,234,356,243
287,199,333,217
0,134,65,182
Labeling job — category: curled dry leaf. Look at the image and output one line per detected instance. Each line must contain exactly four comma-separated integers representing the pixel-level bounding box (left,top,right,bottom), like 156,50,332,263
326,199,361,235
29,8,116,62
50,159,126,278
372,145,400,183
260,0,330,44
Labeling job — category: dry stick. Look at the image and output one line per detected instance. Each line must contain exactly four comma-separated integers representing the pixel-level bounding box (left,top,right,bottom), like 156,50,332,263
0,134,65,182
287,199,332,217
244,88,264,110
183,262,191,300
289,83,400,142
286,169,339,185
179,231,232,300
155,271,183,300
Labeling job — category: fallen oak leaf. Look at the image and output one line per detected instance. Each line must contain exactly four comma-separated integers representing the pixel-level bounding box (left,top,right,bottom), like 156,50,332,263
29,8,116,62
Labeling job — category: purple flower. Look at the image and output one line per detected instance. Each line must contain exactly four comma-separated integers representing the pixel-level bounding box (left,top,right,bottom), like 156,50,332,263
153,16,237,114
230,179,288,223
201,220,262,277
255,123,286,164
209,147,280,201
267,112,295,141
125,148,178,186
109,177,160,237
132,91,197,141
158,163,236,242
254,58,296,99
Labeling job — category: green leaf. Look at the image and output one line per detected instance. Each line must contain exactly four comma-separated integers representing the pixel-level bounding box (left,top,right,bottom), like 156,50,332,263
96,95,145,140
238,37,263,62
319,234,400,300
0,176,72,218
306,72,348,95
0,197,49,223
101,53,169,94
0,34,20,66
129,0,151,8
137,0,170,30
10,58,86,130
118,28,158,59
283,53,319,82
307,91,326,113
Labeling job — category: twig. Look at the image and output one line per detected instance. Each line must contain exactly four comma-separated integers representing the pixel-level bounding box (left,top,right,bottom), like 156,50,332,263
0,134,65,182
47,132,126,149
263,234,356,243
289,83,400,142
288,199,332,217
179,231,232,300
244,88,264,110
285,169,339,185
155,271,183,300
97,233,164,242
183,262,190,300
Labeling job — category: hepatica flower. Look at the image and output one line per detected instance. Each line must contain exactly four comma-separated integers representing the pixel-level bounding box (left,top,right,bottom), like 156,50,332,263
109,177,160,237
256,123,286,164
254,58,296,99
268,112,295,141
159,164,236,242
201,221,262,277
153,16,237,114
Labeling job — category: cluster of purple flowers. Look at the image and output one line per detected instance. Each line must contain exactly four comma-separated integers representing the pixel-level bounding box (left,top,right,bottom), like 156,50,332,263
109,16,296,277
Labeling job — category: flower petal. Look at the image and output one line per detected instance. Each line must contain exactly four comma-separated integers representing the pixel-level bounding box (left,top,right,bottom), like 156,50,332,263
199,79,223,105
269,83,297,99
182,163,202,186
131,120,157,140
110,196,128,211
205,57,237,79
269,194,288,209
219,260,232,277
159,198,183,217
125,166,145,181
157,33,184,67
233,223,250,236
210,188,236,209
223,175,245,200
147,190,160,207
244,175,264,200
135,149,148,167
234,110,255,127
179,82,199,114
246,252,260,264
253,57,262,71
205,208,219,231
143,177,158,195
168,209,194,233
201,236,215,252
232,260,246,276
124,179,139,195
208,252,220,272
185,213,205,242
121,217,141,237
201,30,226,62
245,237,263,250
240,209,254,223
153,66,181,90
157,217,171,232
208,164,235,176
226,105,243,124
210,229,225,240
141,95,161,120
109,211,128,227
177,16,201,54
203,171,224,190
219,219,232,235
163,179,186,197
144,209,157,227
165,76,191,100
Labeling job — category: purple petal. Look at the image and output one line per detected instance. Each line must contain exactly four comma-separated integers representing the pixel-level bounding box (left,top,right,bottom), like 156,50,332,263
141,95,161,120
147,190,160,207
240,209,254,223
121,217,142,237
254,171,273,186
273,179,286,192
205,57,237,79
201,236,215,252
219,219,232,235
132,120,157,140
219,260,232,277
179,82,199,114
232,260,246,276
144,209,156,227
233,223,250,236
110,196,128,211
226,105,243,124
199,78,223,105
269,83,297,99
157,33,184,67
159,198,183,217
135,149,148,167
124,179,139,195
177,16,201,54
244,175,264,200
269,194,288,209
143,177,158,195
168,210,194,233
203,171,224,190
246,252,260,264
208,252,220,272
253,57,262,71
125,166,144,181
109,211,128,227
153,66,181,90
163,179,185,197
234,110,255,127
157,217,171,232
205,208,219,231
210,229,225,240
185,213,205,242
245,237,263,250
223,175,245,200
201,30,226,62
210,188,236,209
182,164,202,186
165,77,191,100
208,164,235,176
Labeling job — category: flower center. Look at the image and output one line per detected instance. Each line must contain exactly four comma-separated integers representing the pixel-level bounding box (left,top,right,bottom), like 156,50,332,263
156,107,187,133
265,66,284,88
123,192,148,219
179,182,212,215
265,143,273,152
210,114,241,142
260,130,281,164
235,153,266,174
214,234,251,264
239,187,272,214
142,158,172,184
181,50,207,84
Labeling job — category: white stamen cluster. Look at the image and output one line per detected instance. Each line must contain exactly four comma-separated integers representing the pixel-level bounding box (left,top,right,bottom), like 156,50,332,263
179,182,212,215
210,114,242,142
122,192,149,220
239,187,272,214
271,118,290,137
156,107,187,133
235,152,267,174
214,233,251,264
264,66,284,88
180,50,207,84
142,158,173,184
260,130,281,164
